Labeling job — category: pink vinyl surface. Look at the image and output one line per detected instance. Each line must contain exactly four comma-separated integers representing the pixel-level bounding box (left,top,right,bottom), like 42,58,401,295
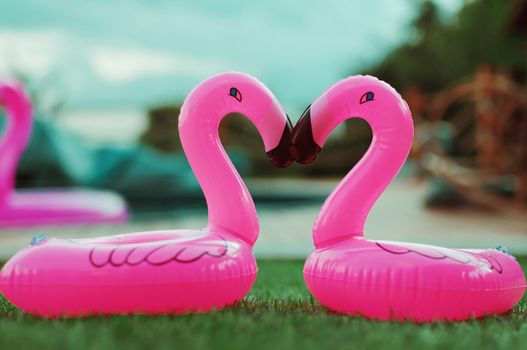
304,237,525,321
0,229,257,316
0,80,128,227
294,75,526,322
0,189,128,227
0,72,291,316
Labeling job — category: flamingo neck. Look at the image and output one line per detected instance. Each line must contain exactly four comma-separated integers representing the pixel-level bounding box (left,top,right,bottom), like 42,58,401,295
179,103,259,247
313,117,413,249
0,90,32,203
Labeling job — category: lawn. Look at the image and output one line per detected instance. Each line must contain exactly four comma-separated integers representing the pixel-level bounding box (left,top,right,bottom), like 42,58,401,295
0,258,526,350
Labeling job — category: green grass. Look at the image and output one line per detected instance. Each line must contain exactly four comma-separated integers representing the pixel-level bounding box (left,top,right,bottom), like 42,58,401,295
0,258,526,350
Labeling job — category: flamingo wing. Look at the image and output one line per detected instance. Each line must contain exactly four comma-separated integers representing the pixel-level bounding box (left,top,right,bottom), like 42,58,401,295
89,234,228,267
375,240,496,271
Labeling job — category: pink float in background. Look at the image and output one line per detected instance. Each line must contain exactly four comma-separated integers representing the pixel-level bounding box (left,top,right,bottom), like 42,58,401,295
292,75,526,322
0,72,292,316
0,80,128,227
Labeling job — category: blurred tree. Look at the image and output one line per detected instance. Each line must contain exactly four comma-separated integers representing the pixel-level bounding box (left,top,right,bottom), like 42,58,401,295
367,0,527,92
140,105,182,153
370,0,527,210
413,0,440,38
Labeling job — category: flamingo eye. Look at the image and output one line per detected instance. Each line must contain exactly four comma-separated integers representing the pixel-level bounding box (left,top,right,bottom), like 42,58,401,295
229,87,242,102
360,91,374,104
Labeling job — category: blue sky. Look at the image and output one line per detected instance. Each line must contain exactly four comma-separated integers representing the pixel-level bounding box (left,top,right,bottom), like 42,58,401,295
0,0,463,111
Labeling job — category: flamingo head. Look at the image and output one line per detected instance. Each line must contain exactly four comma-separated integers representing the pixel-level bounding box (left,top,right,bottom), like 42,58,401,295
220,73,294,168
180,72,294,168
291,75,413,164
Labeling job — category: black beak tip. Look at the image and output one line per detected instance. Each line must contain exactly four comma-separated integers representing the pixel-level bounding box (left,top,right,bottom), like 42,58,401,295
266,115,294,168
269,155,293,168
291,146,318,165
290,105,321,165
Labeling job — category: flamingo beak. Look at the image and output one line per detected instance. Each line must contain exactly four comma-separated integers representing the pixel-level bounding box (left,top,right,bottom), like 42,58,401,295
266,114,294,168
291,105,321,164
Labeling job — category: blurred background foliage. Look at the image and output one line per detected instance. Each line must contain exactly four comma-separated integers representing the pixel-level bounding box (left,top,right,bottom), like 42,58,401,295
3,0,527,211
139,0,527,184
369,0,527,91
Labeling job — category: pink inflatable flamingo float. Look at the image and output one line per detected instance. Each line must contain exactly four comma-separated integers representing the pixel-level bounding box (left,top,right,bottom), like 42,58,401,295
0,80,127,227
292,75,526,322
0,72,292,316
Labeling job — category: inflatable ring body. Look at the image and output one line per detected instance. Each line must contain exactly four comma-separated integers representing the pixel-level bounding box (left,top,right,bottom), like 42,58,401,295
0,230,256,316
304,238,525,321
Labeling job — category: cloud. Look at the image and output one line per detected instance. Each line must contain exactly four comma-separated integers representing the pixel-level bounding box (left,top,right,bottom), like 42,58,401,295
0,29,65,77
0,0,463,108
90,47,229,84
